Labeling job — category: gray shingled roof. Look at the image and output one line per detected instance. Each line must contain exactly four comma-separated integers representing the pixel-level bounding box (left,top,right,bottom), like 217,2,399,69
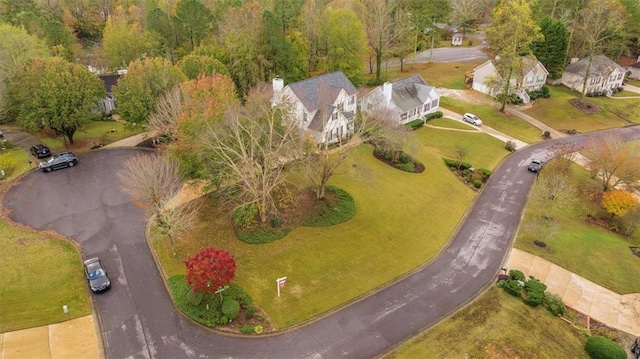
488,56,546,77
630,62,640,69
286,71,357,112
390,75,434,112
564,54,626,76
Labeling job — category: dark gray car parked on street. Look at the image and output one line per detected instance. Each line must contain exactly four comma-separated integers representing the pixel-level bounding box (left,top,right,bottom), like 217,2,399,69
39,152,78,172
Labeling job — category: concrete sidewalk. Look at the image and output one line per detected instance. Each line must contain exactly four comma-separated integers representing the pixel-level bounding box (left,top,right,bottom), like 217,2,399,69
0,316,101,359
507,248,640,336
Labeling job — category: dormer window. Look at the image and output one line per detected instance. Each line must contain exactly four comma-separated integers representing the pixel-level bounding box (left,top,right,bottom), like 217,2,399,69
303,112,308,123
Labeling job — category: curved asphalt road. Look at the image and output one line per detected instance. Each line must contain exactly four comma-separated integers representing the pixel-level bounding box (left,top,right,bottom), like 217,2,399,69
5,126,640,358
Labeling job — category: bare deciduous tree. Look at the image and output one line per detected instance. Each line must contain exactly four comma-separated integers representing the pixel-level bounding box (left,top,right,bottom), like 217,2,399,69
525,216,559,246
203,83,303,223
119,153,200,255
157,199,203,256
118,153,183,212
530,163,576,220
147,86,184,141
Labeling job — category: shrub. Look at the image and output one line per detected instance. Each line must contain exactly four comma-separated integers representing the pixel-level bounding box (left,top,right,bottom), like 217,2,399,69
270,216,283,228
222,299,240,320
424,111,443,121
476,168,492,181
406,119,425,130
232,203,258,228
473,180,482,188
525,277,547,293
584,336,627,359
395,162,416,172
186,290,203,306
542,131,551,139
523,289,544,307
399,152,412,164
543,293,566,316
0,140,17,150
509,269,525,281
240,324,254,334
245,305,256,319
505,141,517,152
254,325,264,335
503,279,523,296
303,186,356,227
443,158,458,168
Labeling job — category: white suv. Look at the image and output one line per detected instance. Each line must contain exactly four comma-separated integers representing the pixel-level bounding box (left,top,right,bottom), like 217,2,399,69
463,113,482,126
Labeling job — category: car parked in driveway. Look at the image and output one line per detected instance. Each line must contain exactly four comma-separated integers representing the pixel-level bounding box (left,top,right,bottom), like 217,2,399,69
30,144,51,158
39,152,78,172
83,257,111,293
463,113,482,126
527,159,544,173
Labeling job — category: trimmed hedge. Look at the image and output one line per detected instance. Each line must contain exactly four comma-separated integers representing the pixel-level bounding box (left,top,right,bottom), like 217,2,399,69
584,336,627,359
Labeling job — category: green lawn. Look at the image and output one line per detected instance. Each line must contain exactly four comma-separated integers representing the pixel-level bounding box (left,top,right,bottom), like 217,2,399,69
440,96,544,144
520,86,637,133
515,164,640,294
363,61,483,90
152,127,510,328
428,117,479,130
39,119,141,153
0,220,91,332
0,146,33,182
382,287,588,359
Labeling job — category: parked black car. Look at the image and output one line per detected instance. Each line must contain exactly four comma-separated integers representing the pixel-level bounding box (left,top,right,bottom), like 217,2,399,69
30,144,51,158
39,152,78,172
83,257,111,293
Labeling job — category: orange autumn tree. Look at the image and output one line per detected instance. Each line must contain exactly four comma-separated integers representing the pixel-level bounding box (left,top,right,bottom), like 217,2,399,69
171,73,240,179
602,189,638,219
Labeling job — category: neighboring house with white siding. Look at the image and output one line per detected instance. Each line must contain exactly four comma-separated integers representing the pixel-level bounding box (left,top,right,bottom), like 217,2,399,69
472,56,548,103
562,55,626,95
360,75,440,125
272,71,357,144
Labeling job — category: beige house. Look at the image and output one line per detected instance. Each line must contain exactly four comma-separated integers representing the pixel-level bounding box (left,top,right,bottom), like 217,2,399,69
472,56,548,103
360,74,440,125
272,71,357,144
562,55,626,95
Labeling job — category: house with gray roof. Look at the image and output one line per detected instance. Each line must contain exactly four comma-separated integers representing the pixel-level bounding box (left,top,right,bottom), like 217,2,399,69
360,75,440,125
272,71,357,144
472,56,548,103
562,55,626,95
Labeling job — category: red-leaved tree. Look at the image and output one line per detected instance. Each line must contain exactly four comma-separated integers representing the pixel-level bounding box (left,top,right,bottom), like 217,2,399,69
184,247,236,294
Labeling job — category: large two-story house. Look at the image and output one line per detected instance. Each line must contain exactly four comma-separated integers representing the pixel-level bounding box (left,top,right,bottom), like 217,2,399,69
272,71,357,144
360,74,440,125
561,55,626,95
472,56,548,103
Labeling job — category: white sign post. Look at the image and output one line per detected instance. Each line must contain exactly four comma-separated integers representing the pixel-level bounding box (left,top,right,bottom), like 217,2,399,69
276,277,287,297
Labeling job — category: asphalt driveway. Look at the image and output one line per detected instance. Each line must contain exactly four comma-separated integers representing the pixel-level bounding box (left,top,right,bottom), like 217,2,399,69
5,126,640,358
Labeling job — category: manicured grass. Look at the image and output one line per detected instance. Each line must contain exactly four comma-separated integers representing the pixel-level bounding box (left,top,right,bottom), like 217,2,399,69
0,220,91,333
362,61,483,90
428,117,479,130
440,96,544,144
151,127,510,328
39,120,141,153
0,146,33,182
382,287,588,359
515,164,640,294
520,86,635,133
